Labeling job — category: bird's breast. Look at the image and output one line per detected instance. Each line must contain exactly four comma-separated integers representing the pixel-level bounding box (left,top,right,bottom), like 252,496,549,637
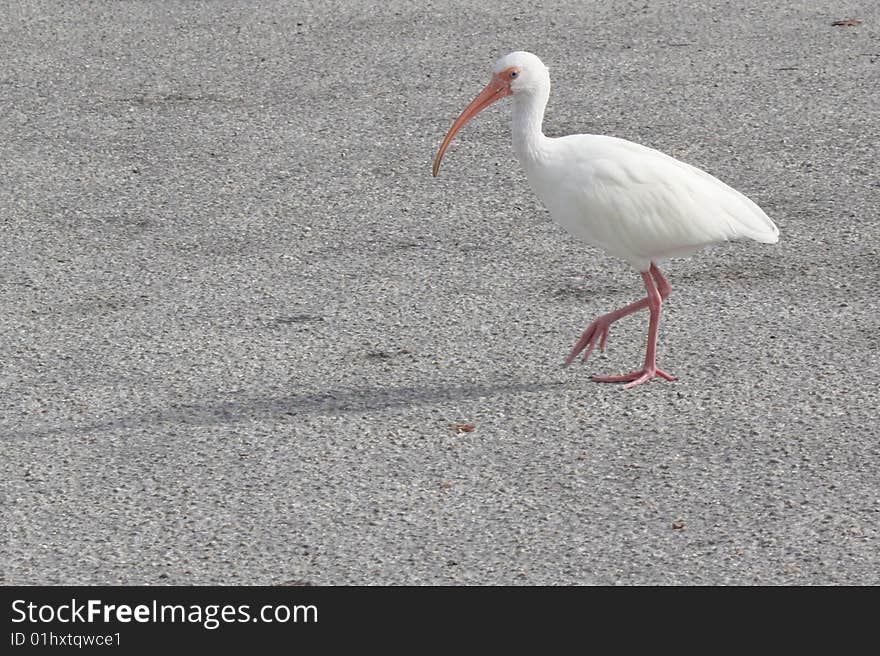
523,156,616,250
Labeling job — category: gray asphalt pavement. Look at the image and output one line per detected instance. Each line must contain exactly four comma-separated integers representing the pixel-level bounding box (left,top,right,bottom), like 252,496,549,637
2,1,878,585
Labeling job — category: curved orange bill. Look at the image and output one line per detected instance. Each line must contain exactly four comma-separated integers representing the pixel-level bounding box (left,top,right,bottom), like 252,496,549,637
432,75,510,177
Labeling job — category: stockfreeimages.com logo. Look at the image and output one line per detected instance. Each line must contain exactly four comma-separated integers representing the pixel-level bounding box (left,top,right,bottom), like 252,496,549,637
11,599,318,631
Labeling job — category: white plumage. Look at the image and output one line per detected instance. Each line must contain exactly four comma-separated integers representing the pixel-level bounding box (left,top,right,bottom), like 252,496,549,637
433,51,779,387
525,134,778,270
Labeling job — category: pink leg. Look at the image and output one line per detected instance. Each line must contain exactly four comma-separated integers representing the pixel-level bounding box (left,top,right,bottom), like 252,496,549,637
590,265,676,388
649,262,671,300
564,263,672,367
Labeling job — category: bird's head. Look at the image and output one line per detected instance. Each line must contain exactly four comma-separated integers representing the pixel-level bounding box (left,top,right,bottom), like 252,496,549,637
432,51,550,177
492,51,550,96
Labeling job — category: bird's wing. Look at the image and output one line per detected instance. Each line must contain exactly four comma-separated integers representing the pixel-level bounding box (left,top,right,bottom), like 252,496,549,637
539,135,778,266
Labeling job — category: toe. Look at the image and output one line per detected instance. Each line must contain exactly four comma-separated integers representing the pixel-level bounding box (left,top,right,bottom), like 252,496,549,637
623,373,652,389
656,368,677,381
591,371,640,383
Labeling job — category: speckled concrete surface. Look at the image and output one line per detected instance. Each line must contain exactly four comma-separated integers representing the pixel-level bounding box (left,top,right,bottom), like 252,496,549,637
2,1,878,584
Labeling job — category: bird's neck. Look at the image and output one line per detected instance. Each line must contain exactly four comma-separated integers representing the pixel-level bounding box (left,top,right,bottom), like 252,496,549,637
511,88,550,164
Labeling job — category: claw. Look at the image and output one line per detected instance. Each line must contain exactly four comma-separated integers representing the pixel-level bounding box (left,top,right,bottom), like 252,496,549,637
564,318,613,367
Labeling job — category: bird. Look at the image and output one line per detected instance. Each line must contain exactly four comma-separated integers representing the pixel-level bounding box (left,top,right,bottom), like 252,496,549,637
432,51,779,388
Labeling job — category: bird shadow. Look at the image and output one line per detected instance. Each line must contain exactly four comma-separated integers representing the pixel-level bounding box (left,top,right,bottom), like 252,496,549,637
4,380,567,441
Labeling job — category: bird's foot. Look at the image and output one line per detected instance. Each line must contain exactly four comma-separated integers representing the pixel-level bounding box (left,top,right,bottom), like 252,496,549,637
564,317,612,366
591,366,676,389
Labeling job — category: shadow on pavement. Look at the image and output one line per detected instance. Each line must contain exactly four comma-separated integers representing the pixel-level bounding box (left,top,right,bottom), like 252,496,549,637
5,380,568,440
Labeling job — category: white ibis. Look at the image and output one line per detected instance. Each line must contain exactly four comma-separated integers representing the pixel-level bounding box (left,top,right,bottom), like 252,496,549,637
433,51,779,388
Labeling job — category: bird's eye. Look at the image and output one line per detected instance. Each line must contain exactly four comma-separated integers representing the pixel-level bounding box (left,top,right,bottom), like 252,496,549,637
510,71,519,79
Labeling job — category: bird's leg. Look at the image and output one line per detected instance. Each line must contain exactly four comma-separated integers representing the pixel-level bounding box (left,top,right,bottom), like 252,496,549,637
563,263,672,367
565,297,649,366
591,267,676,388
649,262,672,300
